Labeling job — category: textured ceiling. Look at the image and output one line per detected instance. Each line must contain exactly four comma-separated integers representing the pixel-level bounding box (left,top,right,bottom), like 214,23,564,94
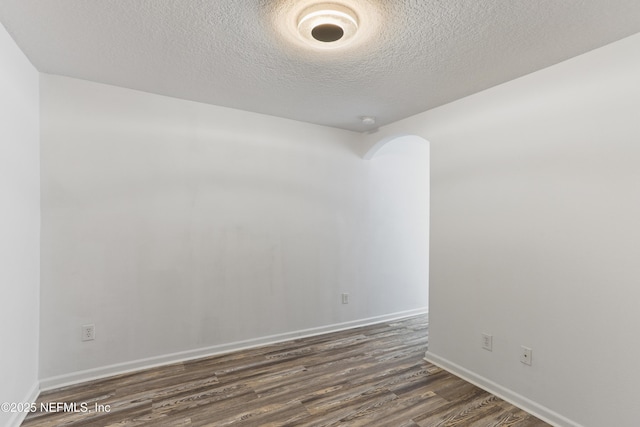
1,0,640,132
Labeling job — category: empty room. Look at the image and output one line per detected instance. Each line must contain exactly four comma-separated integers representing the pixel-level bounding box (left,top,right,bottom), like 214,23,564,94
1,1,639,426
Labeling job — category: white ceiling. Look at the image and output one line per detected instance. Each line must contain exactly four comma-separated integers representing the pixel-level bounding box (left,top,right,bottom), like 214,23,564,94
1,0,640,132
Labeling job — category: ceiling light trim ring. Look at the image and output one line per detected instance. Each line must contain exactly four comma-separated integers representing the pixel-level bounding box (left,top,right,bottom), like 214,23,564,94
298,10,358,29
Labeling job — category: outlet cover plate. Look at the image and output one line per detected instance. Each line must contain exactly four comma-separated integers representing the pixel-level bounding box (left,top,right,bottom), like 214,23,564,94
82,324,95,341
520,346,532,365
482,333,493,351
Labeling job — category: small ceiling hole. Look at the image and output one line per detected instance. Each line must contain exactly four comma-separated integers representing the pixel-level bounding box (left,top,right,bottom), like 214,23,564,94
311,24,344,42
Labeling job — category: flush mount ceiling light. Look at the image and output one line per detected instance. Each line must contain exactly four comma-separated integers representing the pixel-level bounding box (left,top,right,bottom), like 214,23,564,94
275,0,379,51
297,4,359,47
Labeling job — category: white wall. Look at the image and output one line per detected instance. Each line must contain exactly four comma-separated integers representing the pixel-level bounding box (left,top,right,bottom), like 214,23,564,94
365,32,640,427
39,75,429,385
0,23,40,427
363,136,430,313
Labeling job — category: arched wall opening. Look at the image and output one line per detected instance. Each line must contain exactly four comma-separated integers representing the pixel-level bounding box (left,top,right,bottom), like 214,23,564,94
363,134,430,319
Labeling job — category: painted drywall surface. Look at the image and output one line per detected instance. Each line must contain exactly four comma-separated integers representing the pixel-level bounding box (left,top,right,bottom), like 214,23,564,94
0,22,40,427
366,33,640,427
362,136,430,314
39,75,429,380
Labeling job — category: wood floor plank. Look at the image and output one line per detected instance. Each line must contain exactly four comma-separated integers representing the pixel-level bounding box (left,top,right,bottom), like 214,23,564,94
22,315,550,427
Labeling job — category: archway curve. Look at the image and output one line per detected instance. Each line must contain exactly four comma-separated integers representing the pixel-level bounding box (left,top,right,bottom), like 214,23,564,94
363,133,429,160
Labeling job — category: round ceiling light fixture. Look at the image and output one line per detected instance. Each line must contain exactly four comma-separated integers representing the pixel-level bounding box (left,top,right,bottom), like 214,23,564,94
297,3,359,48
274,0,380,52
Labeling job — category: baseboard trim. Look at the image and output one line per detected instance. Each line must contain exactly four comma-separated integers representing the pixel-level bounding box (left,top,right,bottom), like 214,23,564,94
6,381,40,427
424,351,583,427
40,308,427,391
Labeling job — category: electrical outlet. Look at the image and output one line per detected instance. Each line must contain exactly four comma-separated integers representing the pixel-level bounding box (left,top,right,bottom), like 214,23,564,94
81,324,95,341
341,293,349,304
481,333,493,351
520,346,532,365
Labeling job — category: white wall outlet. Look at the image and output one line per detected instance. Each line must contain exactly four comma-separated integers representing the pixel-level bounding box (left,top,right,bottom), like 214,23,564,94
81,324,95,341
520,346,532,365
481,333,493,351
341,293,349,304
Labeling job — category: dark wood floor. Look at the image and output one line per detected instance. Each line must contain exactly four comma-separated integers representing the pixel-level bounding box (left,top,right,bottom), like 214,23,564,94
23,315,549,426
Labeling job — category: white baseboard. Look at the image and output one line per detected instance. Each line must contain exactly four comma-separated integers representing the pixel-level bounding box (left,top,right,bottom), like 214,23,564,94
40,308,427,391
424,351,583,427
6,381,40,427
